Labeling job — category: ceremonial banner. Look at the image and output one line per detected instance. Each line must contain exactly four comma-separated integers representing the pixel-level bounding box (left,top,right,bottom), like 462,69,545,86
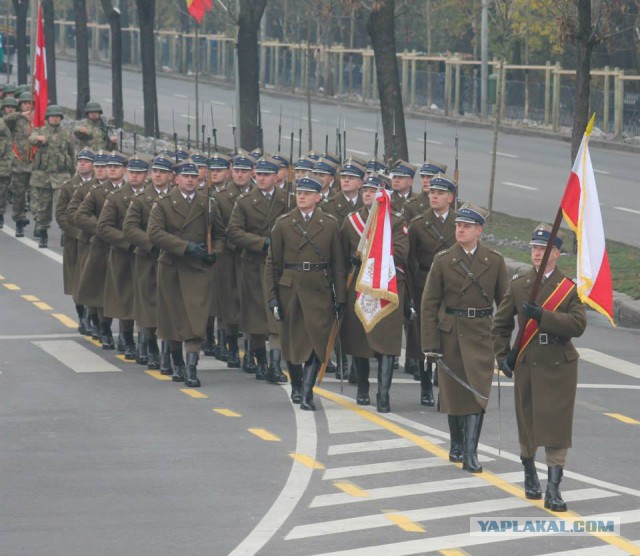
186,0,212,24
33,1,48,128
355,190,399,332
560,114,614,325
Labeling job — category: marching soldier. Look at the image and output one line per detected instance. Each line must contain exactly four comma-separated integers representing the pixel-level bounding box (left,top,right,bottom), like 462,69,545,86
321,157,365,226
340,174,409,413
312,157,339,202
492,224,587,511
97,156,149,360
55,148,95,333
265,174,347,409
74,101,118,151
406,175,457,405
389,160,417,214
228,156,288,383
403,160,448,222
364,158,386,179
421,202,509,473
124,154,174,372
293,157,314,182
191,152,209,188
29,105,75,248
147,160,225,388
0,105,12,230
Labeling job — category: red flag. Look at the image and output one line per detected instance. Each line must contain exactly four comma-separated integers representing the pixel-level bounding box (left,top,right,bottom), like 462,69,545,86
33,1,48,128
560,114,614,326
186,0,212,24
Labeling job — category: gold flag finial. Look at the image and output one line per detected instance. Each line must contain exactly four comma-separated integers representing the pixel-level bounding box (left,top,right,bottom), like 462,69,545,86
586,113,596,136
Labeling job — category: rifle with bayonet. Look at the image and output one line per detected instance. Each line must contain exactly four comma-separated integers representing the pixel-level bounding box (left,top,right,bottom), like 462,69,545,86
454,121,460,207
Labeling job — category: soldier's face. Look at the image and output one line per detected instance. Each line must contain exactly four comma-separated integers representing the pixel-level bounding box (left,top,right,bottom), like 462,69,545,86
294,169,307,181
76,159,94,177
455,222,482,249
197,166,208,182
277,167,288,182
296,190,321,211
47,115,62,126
94,166,108,180
255,171,277,190
209,168,228,185
20,101,33,112
312,172,333,193
87,111,101,120
127,170,147,187
340,175,363,195
175,173,197,195
429,189,453,212
151,168,172,189
392,175,412,194
421,175,433,192
531,244,560,272
107,164,126,181
362,187,377,207
232,168,253,187
3,106,15,114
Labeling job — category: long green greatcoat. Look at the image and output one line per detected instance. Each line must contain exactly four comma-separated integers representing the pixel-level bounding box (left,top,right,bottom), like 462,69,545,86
421,242,509,415
320,192,363,226
97,184,140,320
55,175,82,296
491,268,587,448
123,185,163,328
75,182,118,307
265,210,347,364
227,186,287,336
147,188,224,342
402,190,431,222
67,177,98,298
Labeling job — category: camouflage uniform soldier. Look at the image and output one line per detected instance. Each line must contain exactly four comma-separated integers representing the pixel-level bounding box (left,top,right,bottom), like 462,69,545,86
4,92,34,237
28,105,75,248
74,101,118,151
0,109,13,229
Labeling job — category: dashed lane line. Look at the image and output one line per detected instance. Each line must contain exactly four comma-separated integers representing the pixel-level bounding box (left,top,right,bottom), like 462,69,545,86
51,314,78,329
604,412,640,425
290,453,325,470
382,512,425,533
179,388,208,399
248,428,281,442
214,408,241,417
333,481,369,498
21,294,40,301
3,283,20,290
145,370,172,381
33,301,53,311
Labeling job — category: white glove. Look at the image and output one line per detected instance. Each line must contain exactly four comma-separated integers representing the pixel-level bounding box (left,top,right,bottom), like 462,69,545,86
273,306,281,321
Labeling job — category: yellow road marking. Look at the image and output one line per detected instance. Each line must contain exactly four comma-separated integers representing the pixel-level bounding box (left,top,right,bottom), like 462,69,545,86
52,313,78,328
145,370,172,381
383,511,426,533
0,274,4,279
116,354,136,364
85,337,103,348
334,481,369,498
213,408,241,417
34,301,53,311
604,412,640,425
440,550,470,556
289,453,325,469
22,294,40,302
315,386,640,556
180,388,208,399
3,283,20,290
248,428,281,442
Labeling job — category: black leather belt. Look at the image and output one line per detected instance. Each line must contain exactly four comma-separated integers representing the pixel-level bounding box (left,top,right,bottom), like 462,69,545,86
532,333,566,345
445,307,493,318
419,263,431,271
284,262,329,271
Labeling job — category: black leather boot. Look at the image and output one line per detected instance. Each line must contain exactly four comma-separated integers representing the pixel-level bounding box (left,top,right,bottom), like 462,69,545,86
544,466,567,511
420,360,435,406
184,352,201,387
254,346,268,380
447,415,465,463
117,333,126,353
147,336,160,369
0,214,3,229
171,348,186,382
226,334,240,368
101,320,115,350
76,304,86,334
215,329,229,361
89,313,100,339
160,341,173,375
15,218,27,237
203,326,216,356
266,348,287,384
521,456,542,500
433,366,439,386
404,357,418,376
38,229,48,248
242,338,256,373
392,356,399,370
462,413,484,473
376,355,394,413
354,357,370,405
348,357,358,384
288,363,303,403
135,330,148,365
300,355,320,411
123,330,136,360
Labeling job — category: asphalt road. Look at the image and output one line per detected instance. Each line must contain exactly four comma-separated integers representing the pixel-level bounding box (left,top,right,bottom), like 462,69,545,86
2,223,640,555
52,59,640,247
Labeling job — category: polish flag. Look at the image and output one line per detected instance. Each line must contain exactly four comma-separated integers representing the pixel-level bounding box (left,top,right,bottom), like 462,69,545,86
33,1,48,128
186,0,212,24
560,114,614,325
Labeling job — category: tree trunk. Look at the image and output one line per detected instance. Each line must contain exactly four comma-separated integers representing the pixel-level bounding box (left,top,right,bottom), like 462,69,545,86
571,0,595,161
136,0,158,137
121,0,132,65
12,0,29,84
42,0,57,104
237,0,266,151
101,0,124,128
367,0,408,163
73,0,91,118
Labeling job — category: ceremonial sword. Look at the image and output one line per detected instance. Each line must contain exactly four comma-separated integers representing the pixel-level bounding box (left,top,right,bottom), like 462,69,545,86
424,353,489,401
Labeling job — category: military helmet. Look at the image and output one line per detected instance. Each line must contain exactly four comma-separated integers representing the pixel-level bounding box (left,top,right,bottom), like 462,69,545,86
15,84,30,95
2,97,18,109
45,105,65,119
2,84,16,95
18,91,33,103
84,100,103,114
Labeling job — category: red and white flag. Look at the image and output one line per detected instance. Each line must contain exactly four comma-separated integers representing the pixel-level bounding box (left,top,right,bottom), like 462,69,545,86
560,114,614,325
33,1,48,128
355,189,399,332
186,0,212,24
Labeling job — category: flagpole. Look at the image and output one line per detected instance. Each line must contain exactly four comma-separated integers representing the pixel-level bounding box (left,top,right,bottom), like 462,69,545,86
195,24,200,150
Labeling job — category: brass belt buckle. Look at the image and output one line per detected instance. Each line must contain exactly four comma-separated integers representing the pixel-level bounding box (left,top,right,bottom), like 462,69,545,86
539,333,549,345
302,261,311,271
467,307,476,318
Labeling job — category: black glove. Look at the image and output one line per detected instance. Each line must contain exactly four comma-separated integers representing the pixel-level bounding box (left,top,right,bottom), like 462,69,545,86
404,299,416,322
263,238,271,252
336,302,346,320
499,359,513,379
522,302,543,322
186,242,209,260
185,242,200,257
269,298,282,321
204,252,217,265
350,254,362,268
128,244,136,253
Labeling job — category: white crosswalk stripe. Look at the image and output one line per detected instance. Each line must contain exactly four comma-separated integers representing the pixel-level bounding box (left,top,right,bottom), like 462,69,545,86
328,435,444,455
322,457,448,480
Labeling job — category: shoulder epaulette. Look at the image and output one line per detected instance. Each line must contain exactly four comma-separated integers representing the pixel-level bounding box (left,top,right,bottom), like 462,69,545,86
322,212,338,222
489,248,503,257
435,248,450,257
275,212,290,223
236,192,250,201
393,211,403,218
409,214,422,224
511,273,519,281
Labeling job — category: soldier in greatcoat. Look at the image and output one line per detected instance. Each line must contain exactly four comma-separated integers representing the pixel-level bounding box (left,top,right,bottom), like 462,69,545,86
123,154,173,372
492,224,586,511
55,148,95,334
321,158,365,226
421,202,509,473
312,157,339,202
75,152,126,349
147,160,224,388
97,156,149,360
402,160,448,223
265,175,347,409
228,156,288,383
340,174,409,413
406,175,457,406
389,160,416,214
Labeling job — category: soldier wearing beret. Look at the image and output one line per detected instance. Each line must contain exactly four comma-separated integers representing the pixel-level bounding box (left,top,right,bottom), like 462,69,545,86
147,160,225,388
421,202,509,472
265,175,347,409
389,160,416,214
228,156,288,383
402,160,448,222
492,224,587,511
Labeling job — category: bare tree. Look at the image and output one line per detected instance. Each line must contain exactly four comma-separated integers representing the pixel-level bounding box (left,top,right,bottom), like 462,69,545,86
100,0,124,127
74,0,91,118
11,0,29,84
42,0,57,103
136,0,159,136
